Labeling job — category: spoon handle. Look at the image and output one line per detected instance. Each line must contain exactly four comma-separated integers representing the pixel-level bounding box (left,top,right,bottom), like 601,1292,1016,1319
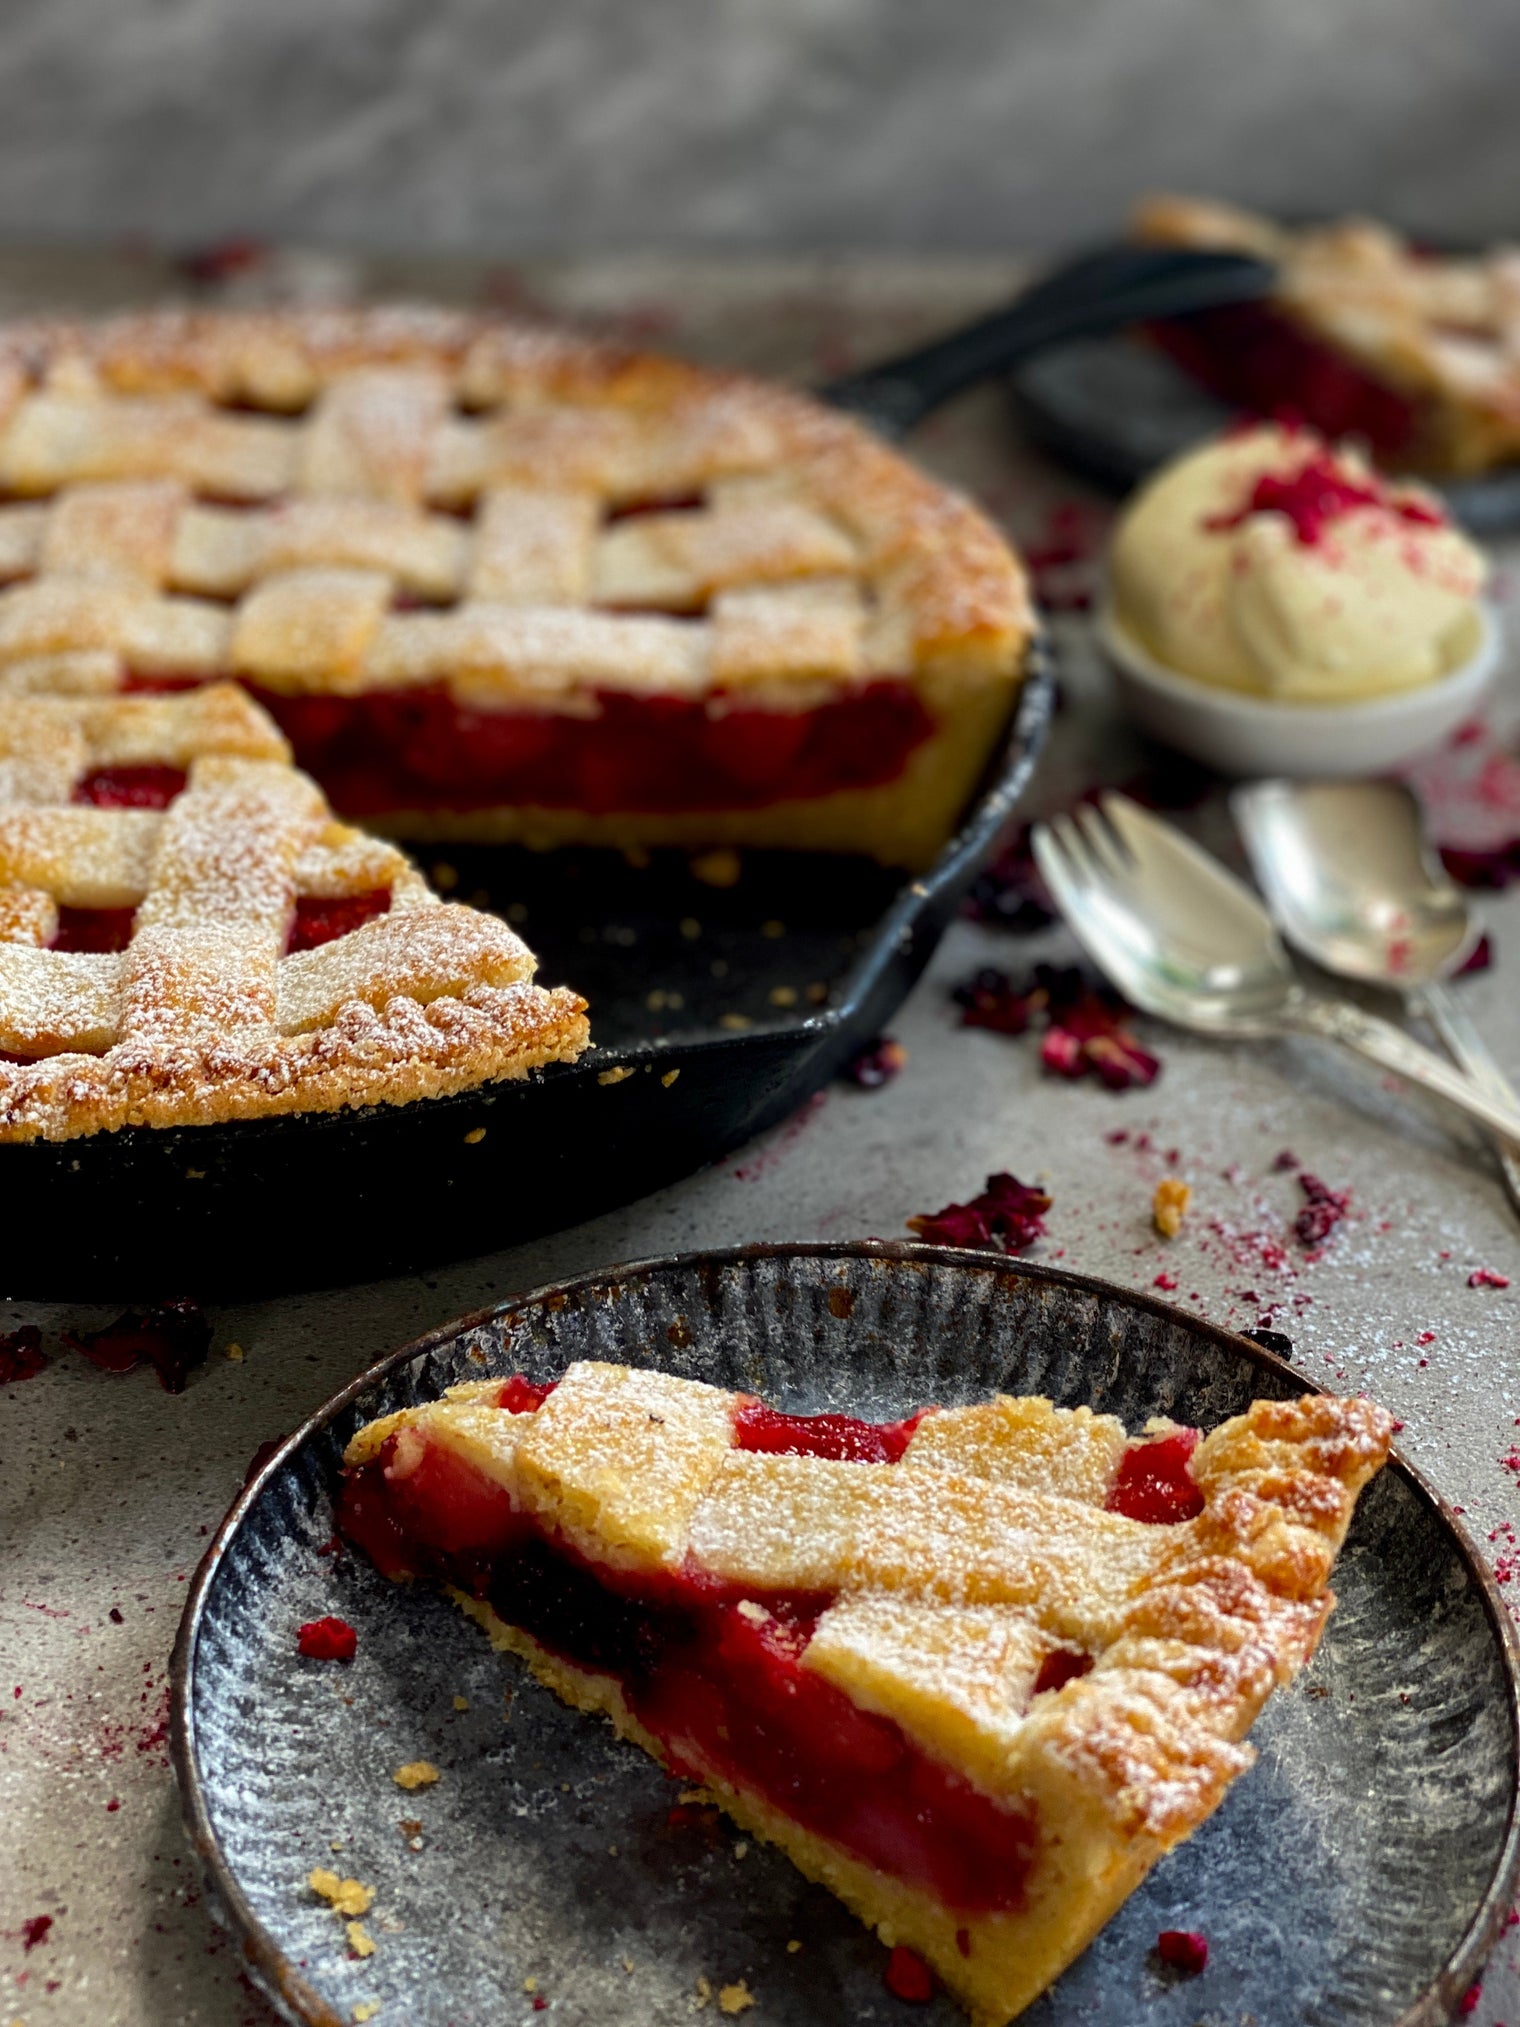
1286,990,1520,1148
1418,981,1520,1213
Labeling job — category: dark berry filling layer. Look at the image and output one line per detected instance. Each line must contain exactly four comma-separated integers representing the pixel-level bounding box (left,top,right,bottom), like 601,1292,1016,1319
43,889,391,961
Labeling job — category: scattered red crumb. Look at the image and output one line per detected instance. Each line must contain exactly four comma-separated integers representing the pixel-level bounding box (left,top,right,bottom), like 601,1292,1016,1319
178,235,269,283
1153,1272,1178,1292
62,1299,211,1393
962,823,1056,933
841,1036,908,1089
885,1945,935,2003
296,1617,358,1663
21,1915,52,1951
1294,1174,1350,1249
532,1998,548,2013
1156,1929,1209,1975
1469,1268,1511,1289
497,1375,556,1414
1273,1149,1301,1171
1459,1980,1482,2015
106,1798,120,1811
907,1173,1051,1254
954,964,1159,1091
1021,500,1107,611
0,1324,46,1383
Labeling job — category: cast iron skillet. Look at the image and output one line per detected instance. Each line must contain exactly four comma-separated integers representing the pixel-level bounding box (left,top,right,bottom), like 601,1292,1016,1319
170,1243,1520,2027
4,251,1276,1301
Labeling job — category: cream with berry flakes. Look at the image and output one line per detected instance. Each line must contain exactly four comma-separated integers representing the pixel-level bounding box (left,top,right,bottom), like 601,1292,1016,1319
1109,424,1486,703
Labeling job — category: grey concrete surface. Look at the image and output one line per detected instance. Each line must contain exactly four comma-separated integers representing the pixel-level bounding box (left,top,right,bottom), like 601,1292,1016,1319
0,0,1516,256
0,254,1518,2027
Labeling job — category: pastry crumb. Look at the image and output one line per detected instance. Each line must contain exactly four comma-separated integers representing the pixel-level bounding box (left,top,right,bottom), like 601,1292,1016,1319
1153,1177,1191,1238
679,917,702,939
719,1983,754,2015
598,1066,635,1086
308,1869,373,1917
452,1694,469,1711
622,1956,635,1973
677,1787,712,1806
523,1975,538,1994
463,1126,486,1144
691,848,741,888
768,985,797,1008
346,1921,375,1958
353,2004,380,2023
607,1844,619,1857
732,1840,748,1860
393,1760,440,1791
786,1940,802,1954
718,1012,751,1031
662,1068,681,1087
761,919,785,939
224,1342,245,1361
692,1977,712,2012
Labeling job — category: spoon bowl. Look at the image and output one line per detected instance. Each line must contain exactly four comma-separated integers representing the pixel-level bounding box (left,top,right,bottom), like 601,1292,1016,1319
1231,779,1480,988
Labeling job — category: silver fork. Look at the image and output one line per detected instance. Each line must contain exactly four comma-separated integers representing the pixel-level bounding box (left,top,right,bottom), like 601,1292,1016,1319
1031,792,1520,1149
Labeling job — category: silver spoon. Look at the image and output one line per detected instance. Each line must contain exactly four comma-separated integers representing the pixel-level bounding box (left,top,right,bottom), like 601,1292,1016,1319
1031,792,1520,1149
1233,777,1520,1212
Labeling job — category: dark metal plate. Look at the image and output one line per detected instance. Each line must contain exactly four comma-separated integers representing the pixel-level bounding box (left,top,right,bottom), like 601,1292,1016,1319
1011,338,1520,534
0,648,1051,1301
172,1243,1520,2027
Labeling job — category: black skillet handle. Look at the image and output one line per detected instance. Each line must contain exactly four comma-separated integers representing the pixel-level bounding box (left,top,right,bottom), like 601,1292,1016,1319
818,244,1274,439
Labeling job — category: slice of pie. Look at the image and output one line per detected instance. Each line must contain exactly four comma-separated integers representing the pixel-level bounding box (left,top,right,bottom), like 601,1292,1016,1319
0,682,587,1141
1133,193,1520,475
0,307,1034,870
339,1360,1392,2023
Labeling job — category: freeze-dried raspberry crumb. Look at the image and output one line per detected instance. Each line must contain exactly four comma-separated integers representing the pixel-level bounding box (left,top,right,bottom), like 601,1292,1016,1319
1156,1930,1208,1975
908,1173,1051,1254
954,963,1160,1090
0,1325,46,1384
63,1299,211,1393
885,1945,934,2002
1273,1149,1301,1171
20,1914,51,1951
842,1037,908,1088
1153,1271,1178,1292
1469,1268,1511,1288
297,1617,358,1662
1294,1173,1350,1248
1458,1980,1482,2015
962,824,1056,932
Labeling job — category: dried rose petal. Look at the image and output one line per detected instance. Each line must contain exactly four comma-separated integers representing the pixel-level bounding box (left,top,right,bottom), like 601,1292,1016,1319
297,1616,358,1662
908,1172,1051,1255
1294,1174,1350,1249
954,963,1161,1090
1040,1026,1085,1077
962,825,1056,933
1441,842,1520,890
1085,1031,1161,1091
842,1037,908,1089
1156,1929,1208,1975
63,1299,211,1393
0,1325,46,1384
1468,1268,1511,1289
954,967,1042,1036
1455,933,1493,977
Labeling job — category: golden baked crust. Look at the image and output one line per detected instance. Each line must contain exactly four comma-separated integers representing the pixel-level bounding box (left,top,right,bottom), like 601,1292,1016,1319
1133,193,1520,474
344,1364,1391,2024
0,684,587,1142
0,307,1034,866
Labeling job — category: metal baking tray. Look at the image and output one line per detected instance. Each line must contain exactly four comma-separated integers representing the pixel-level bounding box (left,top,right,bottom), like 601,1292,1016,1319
1,646,1052,1301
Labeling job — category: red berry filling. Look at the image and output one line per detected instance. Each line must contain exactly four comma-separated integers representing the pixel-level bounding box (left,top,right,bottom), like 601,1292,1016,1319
285,889,391,954
885,1945,935,2002
731,1400,929,1463
1205,449,1441,548
337,1423,1039,1913
51,906,137,954
497,1374,558,1414
296,1615,358,1661
71,765,188,810
1156,1928,1209,1975
1105,1429,1205,1525
1149,301,1422,459
242,679,931,818
61,1298,211,1394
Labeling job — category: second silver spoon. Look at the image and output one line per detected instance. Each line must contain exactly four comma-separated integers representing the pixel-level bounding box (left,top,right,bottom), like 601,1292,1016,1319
1234,777,1520,1214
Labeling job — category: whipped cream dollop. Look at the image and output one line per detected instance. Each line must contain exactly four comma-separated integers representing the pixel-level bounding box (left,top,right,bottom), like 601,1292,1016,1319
1109,424,1487,701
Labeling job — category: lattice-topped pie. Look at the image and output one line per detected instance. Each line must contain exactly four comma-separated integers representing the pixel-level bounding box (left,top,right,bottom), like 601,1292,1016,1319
0,307,1032,869
0,682,587,1141
1133,194,1520,475
340,1361,1391,2023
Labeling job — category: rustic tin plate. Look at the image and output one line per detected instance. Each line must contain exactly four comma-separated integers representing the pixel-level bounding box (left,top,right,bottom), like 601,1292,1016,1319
172,1244,1520,2027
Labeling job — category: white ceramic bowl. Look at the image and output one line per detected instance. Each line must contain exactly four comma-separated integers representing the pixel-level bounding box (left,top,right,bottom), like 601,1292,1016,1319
1097,600,1503,777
